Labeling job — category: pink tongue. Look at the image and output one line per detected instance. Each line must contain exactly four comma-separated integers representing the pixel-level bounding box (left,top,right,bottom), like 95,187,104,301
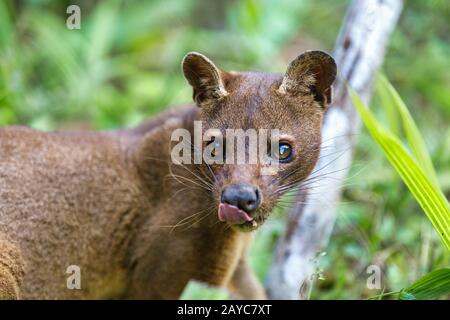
218,203,253,225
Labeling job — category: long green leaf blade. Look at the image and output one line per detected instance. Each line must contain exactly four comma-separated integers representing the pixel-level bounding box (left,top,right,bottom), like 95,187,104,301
377,74,438,183
399,268,450,300
351,89,450,250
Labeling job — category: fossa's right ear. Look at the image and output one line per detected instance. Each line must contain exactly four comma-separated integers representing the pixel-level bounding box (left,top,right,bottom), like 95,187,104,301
182,52,228,106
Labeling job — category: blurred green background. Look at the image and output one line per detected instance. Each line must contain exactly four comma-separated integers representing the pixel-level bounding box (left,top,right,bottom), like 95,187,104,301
0,0,449,299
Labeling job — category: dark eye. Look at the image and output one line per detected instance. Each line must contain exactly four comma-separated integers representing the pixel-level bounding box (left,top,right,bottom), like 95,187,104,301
274,143,293,163
207,138,223,158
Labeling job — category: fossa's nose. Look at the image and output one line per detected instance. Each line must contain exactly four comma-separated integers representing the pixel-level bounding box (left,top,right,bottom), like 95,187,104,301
221,183,261,213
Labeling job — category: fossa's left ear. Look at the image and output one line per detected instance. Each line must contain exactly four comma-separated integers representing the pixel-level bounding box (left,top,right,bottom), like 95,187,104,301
278,50,337,107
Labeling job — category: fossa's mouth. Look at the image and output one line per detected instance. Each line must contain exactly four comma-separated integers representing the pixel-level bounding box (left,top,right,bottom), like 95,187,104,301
218,203,260,231
218,203,253,224
232,215,265,232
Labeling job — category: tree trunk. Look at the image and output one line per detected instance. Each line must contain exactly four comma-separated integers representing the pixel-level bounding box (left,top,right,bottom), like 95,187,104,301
265,0,403,300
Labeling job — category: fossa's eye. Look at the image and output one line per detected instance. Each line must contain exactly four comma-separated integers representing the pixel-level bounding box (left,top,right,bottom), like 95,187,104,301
207,138,223,158
273,142,293,163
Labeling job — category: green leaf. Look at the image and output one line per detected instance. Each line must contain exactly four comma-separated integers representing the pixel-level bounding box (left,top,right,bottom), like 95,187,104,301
399,268,450,300
377,74,438,184
351,89,450,250
376,74,400,137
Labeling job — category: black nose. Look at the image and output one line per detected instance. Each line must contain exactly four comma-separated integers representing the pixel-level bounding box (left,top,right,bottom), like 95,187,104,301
221,183,261,213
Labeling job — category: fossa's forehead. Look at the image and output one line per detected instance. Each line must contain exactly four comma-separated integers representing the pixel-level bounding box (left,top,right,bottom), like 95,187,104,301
226,72,283,93
202,99,319,132
200,71,322,133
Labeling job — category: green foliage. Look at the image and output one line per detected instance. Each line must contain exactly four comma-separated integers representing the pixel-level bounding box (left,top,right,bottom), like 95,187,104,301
377,74,438,183
399,268,450,300
369,268,450,300
351,80,450,250
352,76,450,299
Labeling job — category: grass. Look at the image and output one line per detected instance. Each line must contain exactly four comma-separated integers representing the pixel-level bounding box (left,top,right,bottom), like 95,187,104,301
351,76,450,299
351,77,450,250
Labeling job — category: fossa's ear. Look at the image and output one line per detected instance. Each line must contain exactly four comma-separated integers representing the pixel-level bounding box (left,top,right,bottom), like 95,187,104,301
182,52,228,106
278,50,336,107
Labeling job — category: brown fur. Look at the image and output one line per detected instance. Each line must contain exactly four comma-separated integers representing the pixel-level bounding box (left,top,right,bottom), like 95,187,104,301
0,51,336,299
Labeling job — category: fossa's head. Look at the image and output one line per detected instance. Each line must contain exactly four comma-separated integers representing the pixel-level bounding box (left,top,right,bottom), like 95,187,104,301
182,51,336,231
